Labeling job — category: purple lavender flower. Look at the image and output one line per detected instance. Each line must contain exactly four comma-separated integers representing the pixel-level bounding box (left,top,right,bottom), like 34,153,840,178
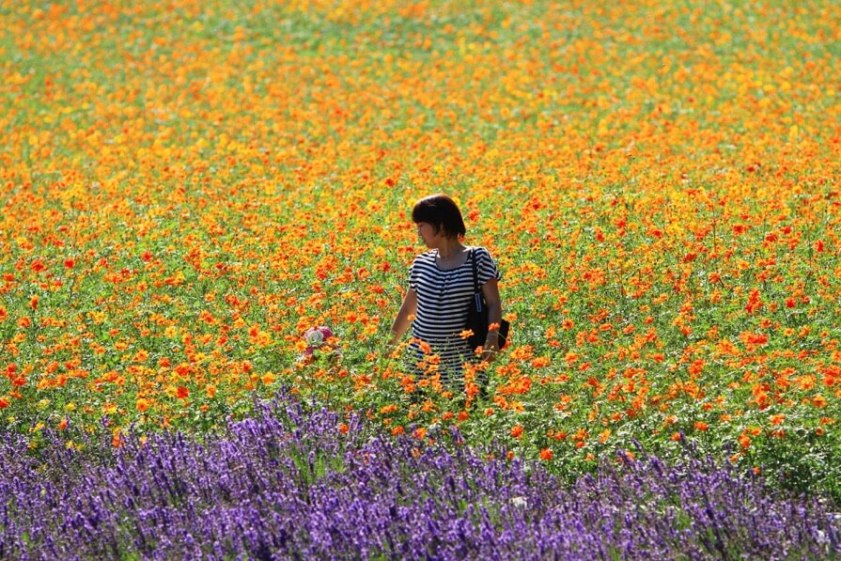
0,391,838,560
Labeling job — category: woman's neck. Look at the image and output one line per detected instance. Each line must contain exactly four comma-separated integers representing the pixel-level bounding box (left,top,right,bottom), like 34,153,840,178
435,238,465,258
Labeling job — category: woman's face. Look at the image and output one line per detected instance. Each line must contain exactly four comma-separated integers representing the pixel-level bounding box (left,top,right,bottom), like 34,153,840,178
415,221,439,247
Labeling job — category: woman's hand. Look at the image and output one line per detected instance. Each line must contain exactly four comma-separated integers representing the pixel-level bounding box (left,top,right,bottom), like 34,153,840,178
481,331,500,362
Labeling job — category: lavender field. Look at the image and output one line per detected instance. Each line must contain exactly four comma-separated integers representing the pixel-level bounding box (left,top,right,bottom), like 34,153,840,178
2,391,838,560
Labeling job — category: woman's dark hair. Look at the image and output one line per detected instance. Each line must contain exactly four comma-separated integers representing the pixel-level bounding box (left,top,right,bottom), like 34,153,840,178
412,194,467,239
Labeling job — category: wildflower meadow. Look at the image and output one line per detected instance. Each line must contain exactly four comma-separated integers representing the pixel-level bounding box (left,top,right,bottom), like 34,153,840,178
1,1,840,558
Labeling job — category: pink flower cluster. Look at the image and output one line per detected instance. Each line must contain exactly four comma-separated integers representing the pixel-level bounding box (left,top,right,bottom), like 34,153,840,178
303,326,334,356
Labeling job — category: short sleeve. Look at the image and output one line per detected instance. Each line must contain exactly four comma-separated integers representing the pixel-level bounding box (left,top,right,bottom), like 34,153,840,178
408,258,419,290
476,247,501,285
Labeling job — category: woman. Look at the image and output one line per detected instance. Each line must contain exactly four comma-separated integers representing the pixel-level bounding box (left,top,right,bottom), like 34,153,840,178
389,194,503,391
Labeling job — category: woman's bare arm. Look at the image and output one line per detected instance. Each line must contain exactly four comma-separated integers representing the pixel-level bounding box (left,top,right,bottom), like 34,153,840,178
480,278,502,361
389,288,418,348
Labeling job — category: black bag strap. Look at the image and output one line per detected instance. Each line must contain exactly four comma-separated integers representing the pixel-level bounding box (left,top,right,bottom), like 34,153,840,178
470,248,483,312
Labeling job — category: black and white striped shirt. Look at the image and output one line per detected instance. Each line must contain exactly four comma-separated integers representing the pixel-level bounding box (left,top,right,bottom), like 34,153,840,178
407,246,501,377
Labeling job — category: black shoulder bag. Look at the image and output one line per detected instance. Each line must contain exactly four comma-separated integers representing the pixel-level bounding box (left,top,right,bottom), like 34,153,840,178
466,249,510,351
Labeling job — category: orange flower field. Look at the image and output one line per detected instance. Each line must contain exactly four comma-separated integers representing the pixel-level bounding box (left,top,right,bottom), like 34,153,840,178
1,1,839,495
